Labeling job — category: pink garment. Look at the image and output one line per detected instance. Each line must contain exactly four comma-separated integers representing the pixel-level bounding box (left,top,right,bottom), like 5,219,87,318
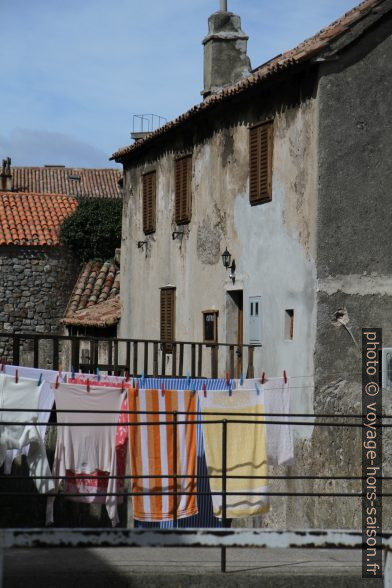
47,382,126,526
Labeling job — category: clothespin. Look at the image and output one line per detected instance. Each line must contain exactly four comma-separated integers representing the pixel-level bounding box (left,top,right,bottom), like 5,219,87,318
225,372,230,386
239,373,244,386
55,375,59,389
121,379,124,392
228,380,232,397
191,382,196,396
261,372,266,385
71,366,75,380
255,382,260,396
15,369,19,384
141,371,145,387
37,373,43,387
86,378,90,393
161,382,165,397
203,382,207,398
125,371,130,382
96,368,101,382
135,381,139,397
186,371,190,389
283,370,288,385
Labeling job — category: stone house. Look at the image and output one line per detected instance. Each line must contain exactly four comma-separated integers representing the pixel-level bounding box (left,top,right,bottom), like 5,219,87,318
0,192,78,362
112,0,392,528
0,161,123,364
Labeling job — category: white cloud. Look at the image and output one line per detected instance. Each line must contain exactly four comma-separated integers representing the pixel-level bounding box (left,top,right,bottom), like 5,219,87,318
0,129,118,168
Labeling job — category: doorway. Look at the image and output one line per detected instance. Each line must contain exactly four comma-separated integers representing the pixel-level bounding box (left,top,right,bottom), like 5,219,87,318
226,290,243,377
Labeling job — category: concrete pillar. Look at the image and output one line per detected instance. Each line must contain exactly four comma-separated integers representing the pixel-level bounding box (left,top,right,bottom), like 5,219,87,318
202,9,251,99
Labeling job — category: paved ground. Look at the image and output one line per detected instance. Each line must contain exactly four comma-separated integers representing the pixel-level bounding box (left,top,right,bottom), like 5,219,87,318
3,546,384,587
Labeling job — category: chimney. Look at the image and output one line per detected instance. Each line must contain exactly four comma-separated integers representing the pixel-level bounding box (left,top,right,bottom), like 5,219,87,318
0,157,12,191
202,1,251,99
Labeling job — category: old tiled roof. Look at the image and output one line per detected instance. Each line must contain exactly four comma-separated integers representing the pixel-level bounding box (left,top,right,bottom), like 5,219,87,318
62,295,122,328
111,0,384,161
63,259,121,327
0,192,77,246
11,167,122,199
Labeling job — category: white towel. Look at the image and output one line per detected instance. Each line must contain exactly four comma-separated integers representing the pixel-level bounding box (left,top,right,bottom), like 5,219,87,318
0,373,55,494
3,365,56,474
242,378,294,466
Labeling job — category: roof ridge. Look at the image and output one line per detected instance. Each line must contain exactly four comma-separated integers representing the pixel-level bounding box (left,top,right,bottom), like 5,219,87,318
111,0,385,161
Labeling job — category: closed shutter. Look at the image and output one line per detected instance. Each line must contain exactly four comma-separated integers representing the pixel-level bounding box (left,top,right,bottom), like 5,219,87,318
249,121,273,205
175,155,192,224
160,287,175,343
143,171,156,234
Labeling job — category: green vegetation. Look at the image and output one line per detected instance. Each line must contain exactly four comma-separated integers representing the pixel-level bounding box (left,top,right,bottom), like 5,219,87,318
60,198,122,261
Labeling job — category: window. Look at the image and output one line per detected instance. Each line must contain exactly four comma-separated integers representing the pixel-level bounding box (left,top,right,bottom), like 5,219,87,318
203,310,218,344
143,171,156,234
249,296,262,343
249,121,274,205
160,287,176,348
284,309,294,340
175,155,192,224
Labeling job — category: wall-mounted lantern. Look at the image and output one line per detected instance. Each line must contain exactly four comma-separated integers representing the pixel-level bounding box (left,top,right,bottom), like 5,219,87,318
221,247,236,284
172,227,185,241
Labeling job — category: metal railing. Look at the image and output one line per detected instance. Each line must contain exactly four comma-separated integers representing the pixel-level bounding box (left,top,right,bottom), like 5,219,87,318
1,396,391,576
0,332,260,378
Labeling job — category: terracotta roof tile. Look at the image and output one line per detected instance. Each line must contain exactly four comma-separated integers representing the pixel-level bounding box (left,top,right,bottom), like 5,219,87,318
62,295,122,328
10,167,122,199
0,192,77,246
111,0,384,161
63,259,121,327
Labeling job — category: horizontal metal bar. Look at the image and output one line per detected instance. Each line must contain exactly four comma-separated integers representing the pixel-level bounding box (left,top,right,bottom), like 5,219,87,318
0,419,388,427
2,528,391,550
2,474,388,481
1,491,391,498
0,408,381,419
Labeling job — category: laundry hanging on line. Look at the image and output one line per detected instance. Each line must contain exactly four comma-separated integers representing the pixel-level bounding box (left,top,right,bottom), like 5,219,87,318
199,386,269,519
46,381,127,527
2,364,58,474
0,372,54,495
241,377,294,466
128,387,198,523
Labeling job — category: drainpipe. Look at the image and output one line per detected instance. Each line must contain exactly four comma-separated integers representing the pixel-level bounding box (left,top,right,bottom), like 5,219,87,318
220,0,227,11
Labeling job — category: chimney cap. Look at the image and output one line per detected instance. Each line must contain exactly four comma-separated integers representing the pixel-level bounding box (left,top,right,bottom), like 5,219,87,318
219,0,228,11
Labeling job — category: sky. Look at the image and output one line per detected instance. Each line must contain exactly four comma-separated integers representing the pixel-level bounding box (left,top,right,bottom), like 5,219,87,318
0,0,362,168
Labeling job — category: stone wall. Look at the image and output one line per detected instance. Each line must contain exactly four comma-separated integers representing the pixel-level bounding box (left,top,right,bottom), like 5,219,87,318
0,246,80,364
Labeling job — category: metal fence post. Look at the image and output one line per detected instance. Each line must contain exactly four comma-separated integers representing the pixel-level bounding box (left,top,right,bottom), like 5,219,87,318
0,530,4,588
385,550,392,587
221,419,228,573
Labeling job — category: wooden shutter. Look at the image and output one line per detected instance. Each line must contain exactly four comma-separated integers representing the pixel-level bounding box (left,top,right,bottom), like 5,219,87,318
160,288,175,343
249,121,273,205
175,155,192,224
143,171,156,234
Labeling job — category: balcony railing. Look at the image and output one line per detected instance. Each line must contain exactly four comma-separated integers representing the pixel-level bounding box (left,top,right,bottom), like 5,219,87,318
0,332,260,379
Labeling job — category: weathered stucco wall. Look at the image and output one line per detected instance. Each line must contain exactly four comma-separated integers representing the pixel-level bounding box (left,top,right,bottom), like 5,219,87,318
120,74,319,436
316,14,392,382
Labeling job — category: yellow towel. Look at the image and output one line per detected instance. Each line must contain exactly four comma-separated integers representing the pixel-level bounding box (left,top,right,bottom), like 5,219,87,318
200,388,269,519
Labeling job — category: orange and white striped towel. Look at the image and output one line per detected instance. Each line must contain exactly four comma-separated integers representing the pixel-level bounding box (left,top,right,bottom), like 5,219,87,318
128,389,198,522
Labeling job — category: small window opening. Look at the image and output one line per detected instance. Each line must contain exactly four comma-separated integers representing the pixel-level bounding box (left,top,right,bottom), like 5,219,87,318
285,309,294,340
